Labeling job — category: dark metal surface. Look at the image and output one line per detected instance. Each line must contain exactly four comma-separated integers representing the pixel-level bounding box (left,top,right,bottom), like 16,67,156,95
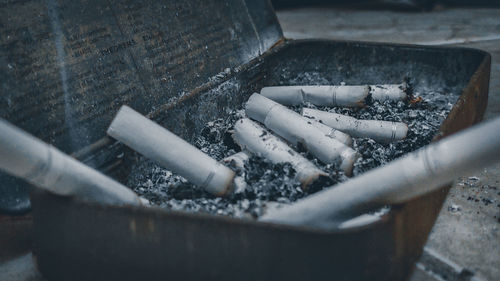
0,214,33,263
0,0,282,214
0,179,32,215
32,190,396,281
31,39,490,280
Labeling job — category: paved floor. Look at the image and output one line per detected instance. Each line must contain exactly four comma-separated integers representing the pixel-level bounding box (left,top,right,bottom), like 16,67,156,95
277,6,500,281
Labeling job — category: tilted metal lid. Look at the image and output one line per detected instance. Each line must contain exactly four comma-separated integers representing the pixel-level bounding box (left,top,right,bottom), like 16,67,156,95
0,0,282,213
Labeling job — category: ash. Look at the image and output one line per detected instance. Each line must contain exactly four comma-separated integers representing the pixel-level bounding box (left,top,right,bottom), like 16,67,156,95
128,83,457,219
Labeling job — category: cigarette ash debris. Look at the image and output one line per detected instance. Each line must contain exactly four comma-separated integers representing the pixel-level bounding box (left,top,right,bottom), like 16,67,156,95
128,81,458,219
128,155,328,218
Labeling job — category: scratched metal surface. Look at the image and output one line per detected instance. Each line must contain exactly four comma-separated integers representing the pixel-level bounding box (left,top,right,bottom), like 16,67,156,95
0,0,282,214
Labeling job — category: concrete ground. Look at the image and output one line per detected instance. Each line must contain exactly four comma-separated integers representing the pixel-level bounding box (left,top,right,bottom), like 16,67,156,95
277,6,500,281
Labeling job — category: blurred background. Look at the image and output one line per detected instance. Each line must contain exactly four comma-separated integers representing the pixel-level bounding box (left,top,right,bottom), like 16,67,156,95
273,0,500,10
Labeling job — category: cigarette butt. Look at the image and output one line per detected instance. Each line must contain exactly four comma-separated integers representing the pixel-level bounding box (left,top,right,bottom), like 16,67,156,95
261,83,410,107
0,118,143,207
302,108,408,143
107,106,235,197
369,83,408,102
260,85,370,107
246,93,359,175
260,117,500,230
232,118,327,189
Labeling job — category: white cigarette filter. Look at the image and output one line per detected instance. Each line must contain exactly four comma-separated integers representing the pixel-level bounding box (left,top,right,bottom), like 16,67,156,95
260,85,370,107
245,93,359,175
107,106,235,196
260,117,500,230
302,108,408,143
369,83,408,102
232,118,327,189
308,120,353,146
0,118,143,207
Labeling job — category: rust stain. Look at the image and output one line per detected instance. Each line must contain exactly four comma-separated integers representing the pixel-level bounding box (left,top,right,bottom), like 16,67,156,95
409,96,423,105
269,37,286,50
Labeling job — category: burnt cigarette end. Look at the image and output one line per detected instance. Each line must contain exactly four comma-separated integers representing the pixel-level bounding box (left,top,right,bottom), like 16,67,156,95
369,83,408,102
340,150,360,176
214,171,237,197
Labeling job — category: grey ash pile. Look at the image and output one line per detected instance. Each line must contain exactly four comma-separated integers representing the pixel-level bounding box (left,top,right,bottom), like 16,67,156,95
128,87,457,219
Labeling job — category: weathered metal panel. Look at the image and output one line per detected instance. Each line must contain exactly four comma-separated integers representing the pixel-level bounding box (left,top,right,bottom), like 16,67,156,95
32,190,396,281
0,0,282,213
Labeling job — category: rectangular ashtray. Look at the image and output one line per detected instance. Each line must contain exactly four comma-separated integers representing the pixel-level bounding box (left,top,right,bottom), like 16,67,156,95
31,39,490,281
